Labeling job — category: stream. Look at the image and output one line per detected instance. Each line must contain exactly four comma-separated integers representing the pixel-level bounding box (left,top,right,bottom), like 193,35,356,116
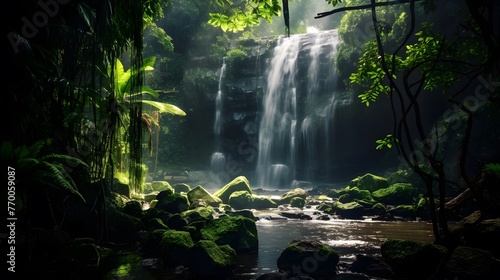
104,205,434,280
232,207,434,279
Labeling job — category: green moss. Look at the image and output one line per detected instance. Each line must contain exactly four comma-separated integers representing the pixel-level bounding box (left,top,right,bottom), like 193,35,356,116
372,183,417,205
200,215,258,252
350,173,389,192
290,197,306,208
213,176,252,203
151,181,174,193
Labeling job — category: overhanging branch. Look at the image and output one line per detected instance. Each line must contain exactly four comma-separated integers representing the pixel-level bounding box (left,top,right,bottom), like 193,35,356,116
315,0,422,19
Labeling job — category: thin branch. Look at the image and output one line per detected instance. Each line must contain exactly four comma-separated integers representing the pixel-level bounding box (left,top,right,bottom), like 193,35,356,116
315,0,422,19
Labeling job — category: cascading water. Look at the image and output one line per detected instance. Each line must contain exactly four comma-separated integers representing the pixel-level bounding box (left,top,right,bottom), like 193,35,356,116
211,57,227,174
256,29,346,188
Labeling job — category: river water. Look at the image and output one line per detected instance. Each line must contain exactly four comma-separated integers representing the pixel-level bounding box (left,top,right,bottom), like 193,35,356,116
232,207,434,279
104,205,434,280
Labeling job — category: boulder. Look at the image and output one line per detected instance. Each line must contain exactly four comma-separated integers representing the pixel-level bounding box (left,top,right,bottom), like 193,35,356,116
228,190,254,210
165,213,188,230
463,218,500,255
187,240,236,278
155,192,189,214
106,203,141,243
226,209,257,221
349,173,389,192
381,239,448,279
338,187,376,203
213,176,252,203
181,206,216,221
253,195,278,209
276,239,339,279
349,254,396,279
160,229,195,266
187,185,222,206
173,183,191,193
388,205,417,220
147,217,169,231
200,215,258,252
122,200,143,218
290,197,306,208
280,188,308,204
331,201,365,219
444,246,499,279
372,183,417,205
151,181,174,194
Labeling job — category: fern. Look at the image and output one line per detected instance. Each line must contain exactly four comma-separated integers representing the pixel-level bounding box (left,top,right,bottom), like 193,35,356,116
3,139,87,202
483,163,500,178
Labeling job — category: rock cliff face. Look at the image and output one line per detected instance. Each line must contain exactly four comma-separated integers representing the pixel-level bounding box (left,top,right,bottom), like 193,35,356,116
179,31,464,188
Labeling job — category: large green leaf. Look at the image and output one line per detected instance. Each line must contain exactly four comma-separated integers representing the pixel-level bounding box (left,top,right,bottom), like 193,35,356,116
141,100,186,116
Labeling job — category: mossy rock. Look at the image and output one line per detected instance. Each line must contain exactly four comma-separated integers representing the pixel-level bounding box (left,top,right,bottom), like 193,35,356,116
350,173,389,192
290,197,306,208
187,185,222,206
253,195,278,209
463,218,500,255
277,239,340,279
280,188,308,204
105,203,141,243
372,183,417,205
213,176,252,203
368,202,387,216
225,209,257,221
155,193,190,214
161,230,195,266
200,215,258,252
165,213,188,230
147,217,169,231
331,201,365,219
445,246,498,279
151,181,174,194
388,205,417,220
122,200,143,218
338,187,375,204
228,190,254,210
381,239,447,279
173,183,191,193
181,206,216,221
187,240,236,279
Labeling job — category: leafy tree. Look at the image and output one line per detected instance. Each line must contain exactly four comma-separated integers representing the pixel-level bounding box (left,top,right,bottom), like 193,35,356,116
332,0,498,240
105,56,186,190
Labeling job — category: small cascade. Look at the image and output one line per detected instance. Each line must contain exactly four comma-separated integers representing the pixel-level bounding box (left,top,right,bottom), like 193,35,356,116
256,29,344,188
211,58,227,174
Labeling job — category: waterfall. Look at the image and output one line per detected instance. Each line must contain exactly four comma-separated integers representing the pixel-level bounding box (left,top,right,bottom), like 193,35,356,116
256,29,343,188
211,58,227,174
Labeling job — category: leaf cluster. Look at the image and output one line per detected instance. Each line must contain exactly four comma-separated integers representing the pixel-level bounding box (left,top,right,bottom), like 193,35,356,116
1,139,88,202
208,0,281,32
